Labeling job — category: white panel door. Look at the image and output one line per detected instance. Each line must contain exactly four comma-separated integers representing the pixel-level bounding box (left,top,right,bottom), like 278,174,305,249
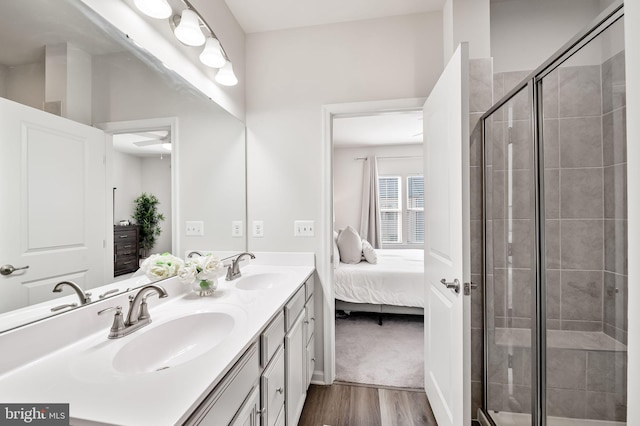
423,43,471,426
0,97,106,313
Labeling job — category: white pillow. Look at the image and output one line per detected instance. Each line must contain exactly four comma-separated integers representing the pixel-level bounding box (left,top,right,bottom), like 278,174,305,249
333,230,341,268
336,226,362,264
362,240,378,264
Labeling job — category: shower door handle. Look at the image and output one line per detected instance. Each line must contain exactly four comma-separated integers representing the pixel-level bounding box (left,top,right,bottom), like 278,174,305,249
440,278,460,294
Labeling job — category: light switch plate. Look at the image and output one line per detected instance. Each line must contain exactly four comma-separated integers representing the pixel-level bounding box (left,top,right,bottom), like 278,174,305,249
232,221,243,237
253,220,264,237
186,221,204,236
294,220,314,237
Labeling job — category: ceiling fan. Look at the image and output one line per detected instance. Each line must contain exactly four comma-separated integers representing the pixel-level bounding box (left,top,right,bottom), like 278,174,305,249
132,131,172,150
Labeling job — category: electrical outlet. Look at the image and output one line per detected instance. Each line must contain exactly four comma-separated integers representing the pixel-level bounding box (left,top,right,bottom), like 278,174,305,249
232,221,243,237
294,220,314,237
253,220,264,237
186,221,204,236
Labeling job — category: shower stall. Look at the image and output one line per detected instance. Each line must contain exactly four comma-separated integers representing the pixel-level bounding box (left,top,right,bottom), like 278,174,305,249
481,4,627,425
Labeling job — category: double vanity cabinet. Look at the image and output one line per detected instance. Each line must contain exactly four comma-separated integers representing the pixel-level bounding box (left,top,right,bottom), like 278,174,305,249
0,254,316,426
186,277,315,426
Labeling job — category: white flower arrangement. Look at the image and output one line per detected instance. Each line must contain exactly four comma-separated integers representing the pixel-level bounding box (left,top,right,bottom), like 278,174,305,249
139,252,184,282
178,254,224,289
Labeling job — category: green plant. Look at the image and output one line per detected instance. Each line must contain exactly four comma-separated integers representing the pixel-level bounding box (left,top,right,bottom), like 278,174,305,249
132,193,165,256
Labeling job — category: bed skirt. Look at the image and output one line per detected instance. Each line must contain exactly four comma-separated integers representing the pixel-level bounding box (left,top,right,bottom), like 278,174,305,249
335,299,424,316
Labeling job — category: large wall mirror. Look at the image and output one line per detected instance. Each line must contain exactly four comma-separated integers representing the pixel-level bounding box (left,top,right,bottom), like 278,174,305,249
0,0,247,332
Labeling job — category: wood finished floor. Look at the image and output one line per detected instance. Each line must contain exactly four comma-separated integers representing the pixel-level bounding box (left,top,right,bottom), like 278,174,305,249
298,383,438,426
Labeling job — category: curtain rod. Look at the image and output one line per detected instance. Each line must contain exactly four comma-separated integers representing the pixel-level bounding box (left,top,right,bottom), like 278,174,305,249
354,155,423,160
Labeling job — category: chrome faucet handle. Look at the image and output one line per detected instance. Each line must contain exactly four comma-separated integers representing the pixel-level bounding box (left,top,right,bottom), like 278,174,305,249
98,306,126,339
138,293,160,321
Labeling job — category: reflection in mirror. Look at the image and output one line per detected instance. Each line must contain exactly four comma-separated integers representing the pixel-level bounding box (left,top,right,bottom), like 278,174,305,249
0,0,246,333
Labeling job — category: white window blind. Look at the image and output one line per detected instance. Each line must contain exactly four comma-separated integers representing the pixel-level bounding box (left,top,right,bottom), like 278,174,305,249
407,175,424,243
378,176,401,243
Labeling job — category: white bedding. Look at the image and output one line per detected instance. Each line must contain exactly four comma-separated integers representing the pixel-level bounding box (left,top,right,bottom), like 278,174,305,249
334,249,424,308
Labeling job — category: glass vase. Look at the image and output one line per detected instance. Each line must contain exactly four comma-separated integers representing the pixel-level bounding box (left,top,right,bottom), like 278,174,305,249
193,278,218,297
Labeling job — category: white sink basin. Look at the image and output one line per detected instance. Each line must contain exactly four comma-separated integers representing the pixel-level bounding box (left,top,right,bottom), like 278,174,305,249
234,273,286,290
112,312,234,374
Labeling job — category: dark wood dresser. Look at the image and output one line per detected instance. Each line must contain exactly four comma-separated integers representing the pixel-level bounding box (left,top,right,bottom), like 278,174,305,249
114,225,139,276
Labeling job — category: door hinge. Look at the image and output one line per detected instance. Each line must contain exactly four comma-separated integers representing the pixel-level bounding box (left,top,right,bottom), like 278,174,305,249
464,281,478,296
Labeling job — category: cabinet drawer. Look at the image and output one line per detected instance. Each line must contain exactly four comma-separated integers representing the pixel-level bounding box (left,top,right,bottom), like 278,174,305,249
261,311,284,367
114,256,138,275
187,343,259,426
304,295,315,346
261,345,285,426
114,241,138,256
114,228,137,242
284,286,305,331
305,276,314,301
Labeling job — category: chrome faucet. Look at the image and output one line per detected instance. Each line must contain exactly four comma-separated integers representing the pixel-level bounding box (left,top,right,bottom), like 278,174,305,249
226,252,255,281
97,284,168,339
53,280,92,305
187,250,204,258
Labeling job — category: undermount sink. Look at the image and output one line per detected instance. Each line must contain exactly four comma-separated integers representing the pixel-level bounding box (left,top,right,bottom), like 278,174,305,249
112,312,234,374
234,273,286,290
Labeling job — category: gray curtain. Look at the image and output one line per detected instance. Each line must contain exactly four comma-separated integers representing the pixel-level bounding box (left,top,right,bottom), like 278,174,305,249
359,156,381,248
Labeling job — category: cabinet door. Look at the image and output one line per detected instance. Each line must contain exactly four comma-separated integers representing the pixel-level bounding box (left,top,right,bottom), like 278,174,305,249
304,295,315,346
306,336,315,388
285,312,306,426
261,345,285,426
230,385,260,426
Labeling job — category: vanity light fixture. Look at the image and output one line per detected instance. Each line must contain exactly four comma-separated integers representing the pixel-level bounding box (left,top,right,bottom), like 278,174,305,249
174,9,205,46
199,37,226,68
215,62,238,86
133,0,172,19
133,0,238,86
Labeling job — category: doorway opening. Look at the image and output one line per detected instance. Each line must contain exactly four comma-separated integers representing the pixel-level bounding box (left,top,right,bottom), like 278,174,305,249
328,104,426,390
98,118,178,281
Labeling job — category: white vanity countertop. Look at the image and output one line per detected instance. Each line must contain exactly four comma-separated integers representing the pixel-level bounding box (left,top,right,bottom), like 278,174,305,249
0,254,314,426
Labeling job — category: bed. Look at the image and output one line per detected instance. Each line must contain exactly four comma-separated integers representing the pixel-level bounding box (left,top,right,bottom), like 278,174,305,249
334,249,424,322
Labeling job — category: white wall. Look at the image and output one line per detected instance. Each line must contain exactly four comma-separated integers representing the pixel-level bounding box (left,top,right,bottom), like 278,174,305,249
93,51,246,256
0,65,7,98
491,0,606,73
142,156,172,254
443,0,490,62
333,144,423,236
112,150,142,225
624,0,639,423
4,62,45,110
246,12,443,379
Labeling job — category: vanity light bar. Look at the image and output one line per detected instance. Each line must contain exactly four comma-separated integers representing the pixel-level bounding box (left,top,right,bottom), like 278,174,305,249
133,0,238,86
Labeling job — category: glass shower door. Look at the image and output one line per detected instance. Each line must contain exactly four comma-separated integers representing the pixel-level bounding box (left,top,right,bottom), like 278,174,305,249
540,15,627,424
485,84,536,425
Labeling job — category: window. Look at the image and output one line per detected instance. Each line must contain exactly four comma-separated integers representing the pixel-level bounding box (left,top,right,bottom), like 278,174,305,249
407,175,424,243
377,174,424,245
378,176,401,243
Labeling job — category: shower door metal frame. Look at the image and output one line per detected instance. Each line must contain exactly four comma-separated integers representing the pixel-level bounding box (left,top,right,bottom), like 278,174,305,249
480,2,625,425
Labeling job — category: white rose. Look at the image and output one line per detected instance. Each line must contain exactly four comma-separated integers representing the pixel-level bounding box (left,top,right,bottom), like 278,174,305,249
165,256,184,276
198,255,223,280
178,263,198,284
147,263,170,281
140,254,160,273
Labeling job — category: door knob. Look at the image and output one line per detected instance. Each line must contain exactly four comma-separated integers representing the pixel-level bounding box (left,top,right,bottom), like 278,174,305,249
0,264,30,276
440,278,460,294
